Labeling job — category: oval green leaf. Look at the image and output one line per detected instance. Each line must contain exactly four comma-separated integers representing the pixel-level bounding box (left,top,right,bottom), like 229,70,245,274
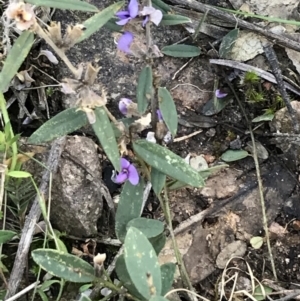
137,66,153,114
32,249,95,283
219,28,239,59
161,44,201,58
149,233,166,255
149,297,169,301
115,179,145,242
221,150,249,162
160,263,176,296
0,31,34,93
27,108,88,144
152,0,171,13
0,230,17,244
250,236,264,249
252,113,274,123
124,227,162,299
25,0,98,11
151,168,166,195
133,140,204,187
91,107,120,171
158,87,178,137
78,1,124,43
127,218,164,239
161,14,191,26
7,171,32,178
115,255,146,300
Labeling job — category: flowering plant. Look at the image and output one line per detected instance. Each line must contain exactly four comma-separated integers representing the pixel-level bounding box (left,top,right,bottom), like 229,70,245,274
0,0,214,300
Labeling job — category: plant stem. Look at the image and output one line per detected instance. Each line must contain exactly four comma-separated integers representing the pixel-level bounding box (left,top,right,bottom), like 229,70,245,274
158,184,194,291
225,74,277,280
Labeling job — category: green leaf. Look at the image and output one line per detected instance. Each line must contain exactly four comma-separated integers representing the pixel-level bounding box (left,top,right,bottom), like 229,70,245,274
133,140,204,187
219,28,239,58
160,263,176,295
137,66,153,114
161,14,191,26
151,168,166,195
158,87,178,137
0,230,17,244
32,249,95,283
28,108,88,144
253,285,272,301
0,31,34,93
250,236,264,249
252,113,274,122
127,218,164,239
104,17,123,32
115,255,146,300
25,0,98,11
221,150,249,162
78,2,125,43
124,227,162,299
152,0,171,13
7,171,32,178
79,283,93,293
161,45,201,58
115,179,145,242
91,107,120,171
150,233,166,255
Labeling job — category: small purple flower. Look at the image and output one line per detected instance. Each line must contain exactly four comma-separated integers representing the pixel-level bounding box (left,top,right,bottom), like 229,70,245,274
112,158,139,185
156,109,163,122
115,0,139,25
215,89,228,98
117,31,134,53
119,98,132,115
140,6,163,26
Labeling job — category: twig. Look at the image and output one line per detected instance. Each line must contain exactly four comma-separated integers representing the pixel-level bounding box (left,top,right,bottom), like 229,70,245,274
263,43,299,133
167,0,300,52
5,281,40,301
5,137,66,299
209,59,300,96
273,291,300,301
173,130,203,142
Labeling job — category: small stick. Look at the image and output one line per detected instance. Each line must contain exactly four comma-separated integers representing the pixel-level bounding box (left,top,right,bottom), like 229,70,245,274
168,0,300,53
5,137,66,299
173,130,203,142
5,281,40,301
209,59,300,96
263,43,299,133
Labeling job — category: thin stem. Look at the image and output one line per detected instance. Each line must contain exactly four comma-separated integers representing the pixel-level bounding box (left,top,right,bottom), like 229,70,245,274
145,0,152,55
225,74,277,280
158,184,194,292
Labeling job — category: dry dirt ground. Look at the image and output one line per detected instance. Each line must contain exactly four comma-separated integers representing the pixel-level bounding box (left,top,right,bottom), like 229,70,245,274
4,0,300,299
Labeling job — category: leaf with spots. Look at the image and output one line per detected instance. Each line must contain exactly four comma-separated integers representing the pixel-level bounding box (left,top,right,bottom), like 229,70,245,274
32,249,95,283
27,108,88,144
92,107,120,171
126,218,164,239
115,179,145,242
137,66,153,114
158,87,178,137
124,227,162,299
133,140,205,187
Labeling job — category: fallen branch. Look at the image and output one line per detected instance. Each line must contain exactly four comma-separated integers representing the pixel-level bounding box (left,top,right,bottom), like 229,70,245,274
5,137,66,299
168,0,300,52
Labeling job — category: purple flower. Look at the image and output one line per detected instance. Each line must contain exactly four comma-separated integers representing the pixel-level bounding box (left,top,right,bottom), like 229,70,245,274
215,89,228,98
117,31,134,53
116,0,139,25
119,98,132,115
140,6,163,26
113,158,139,185
156,109,163,122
